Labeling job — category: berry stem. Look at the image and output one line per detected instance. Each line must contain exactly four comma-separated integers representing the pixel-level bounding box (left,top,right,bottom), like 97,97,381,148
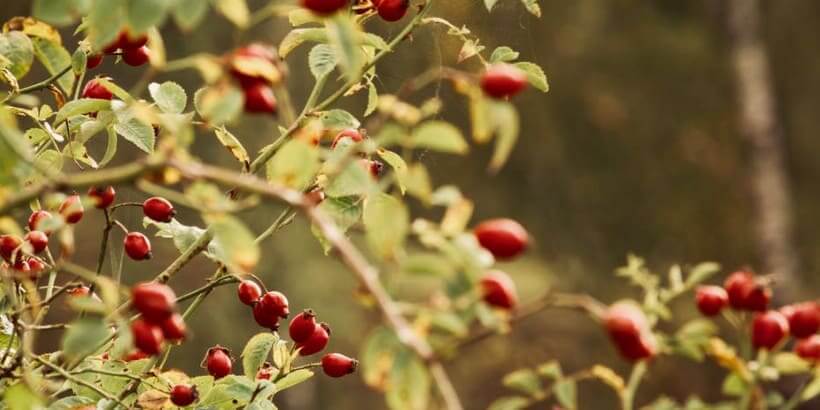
620,361,647,410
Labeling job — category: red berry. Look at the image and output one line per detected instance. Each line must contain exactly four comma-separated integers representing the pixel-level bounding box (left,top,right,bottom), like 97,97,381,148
301,0,349,15
118,31,148,50
243,82,277,114
86,54,104,69
27,257,45,279
253,302,280,330
88,186,116,209
170,384,198,406
695,286,728,316
604,302,657,361
724,271,762,311
751,310,789,350
124,350,149,361
480,64,528,99
305,188,326,206
131,318,164,355
369,160,383,178
82,79,113,100
160,313,187,342
479,270,518,310
237,280,263,306
795,335,820,361
122,46,150,66
374,0,409,21
331,129,364,148
474,218,529,260
781,302,820,339
231,43,277,88
205,346,232,379
24,231,48,254
143,197,176,223
297,322,330,356
11,259,30,277
124,232,152,261
67,285,91,297
131,282,176,322
256,363,274,380
743,284,772,312
28,210,54,234
59,194,84,224
321,353,358,377
259,291,290,318
0,235,22,262
289,310,317,343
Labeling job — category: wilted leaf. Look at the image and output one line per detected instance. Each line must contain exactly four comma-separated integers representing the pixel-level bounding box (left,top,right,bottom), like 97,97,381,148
214,126,250,166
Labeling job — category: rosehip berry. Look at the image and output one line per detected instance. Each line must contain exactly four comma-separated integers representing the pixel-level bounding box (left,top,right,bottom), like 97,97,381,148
205,346,232,379
67,285,91,297
117,31,148,50
480,64,528,99
259,291,290,319
474,218,529,260
82,79,113,100
374,0,410,22
297,322,331,356
124,232,152,261
237,280,263,306
170,384,198,406
28,210,54,234
751,310,789,350
11,259,30,277
695,286,728,316
781,302,820,339
604,302,658,361
795,335,820,361
88,186,116,209
369,160,384,178
724,270,757,310
243,82,278,114
24,231,48,254
256,362,274,380
301,0,349,15
743,284,772,312
160,313,187,342
143,197,176,223
131,282,177,322
122,46,150,66
131,318,164,355
289,310,318,343
124,350,149,361
253,301,280,330
86,54,103,69
321,353,358,377
59,194,84,224
0,235,22,262
331,129,364,148
305,188,326,206
480,270,518,310
27,257,45,279
231,43,277,88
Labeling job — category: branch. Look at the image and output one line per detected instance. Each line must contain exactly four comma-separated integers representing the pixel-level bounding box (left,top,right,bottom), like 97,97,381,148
34,356,127,407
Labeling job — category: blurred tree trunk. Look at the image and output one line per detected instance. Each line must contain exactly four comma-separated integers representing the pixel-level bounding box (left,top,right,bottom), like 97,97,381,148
726,0,799,296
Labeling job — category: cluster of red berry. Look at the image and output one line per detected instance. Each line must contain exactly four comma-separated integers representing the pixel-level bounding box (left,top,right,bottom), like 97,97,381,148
130,282,187,355
304,0,410,21
473,218,530,310
87,29,151,69
229,44,281,115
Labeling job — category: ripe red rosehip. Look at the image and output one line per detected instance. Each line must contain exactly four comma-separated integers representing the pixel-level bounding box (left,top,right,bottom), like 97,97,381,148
231,43,277,89
604,302,658,361
781,302,820,339
59,194,84,224
118,31,148,50
124,350,149,362
301,0,349,15
253,302,280,330
743,285,771,312
11,259,30,277
27,257,45,279
0,235,22,262
331,129,364,148
86,54,103,69
256,363,274,380
131,282,176,322
480,64,528,99
131,318,164,355
374,0,409,21
297,322,331,356
243,82,278,114
795,335,820,361
160,313,187,342
67,285,91,297
205,346,232,379
122,46,150,66
474,218,529,260
751,310,789,350
170,384,198,406
321,353,358,377
143,197,176,223
82,79,113,100
480,270,518,310
88,186,116,209
724,270,770,311
259,291,290,319
28,210,54,234
124,232,152,261
289,310,318,343
695,286,728,316
24,231,48,254
237,280,263,306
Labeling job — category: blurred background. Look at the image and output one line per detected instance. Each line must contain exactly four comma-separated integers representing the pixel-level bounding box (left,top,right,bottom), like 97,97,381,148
4,0,820,408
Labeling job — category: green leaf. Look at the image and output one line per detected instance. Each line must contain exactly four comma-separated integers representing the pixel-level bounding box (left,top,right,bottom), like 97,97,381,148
99,126,118,167
199,375,256,408
214,126,250,166
113,117,155,153
363,193,408,260
194,85,244,125
242,333,278,379
323,161,374,197
308,44,337,80
488,396,530,410
772,352,811,375
376,149,408,194
266,139,319,191
144,219,212,256
802,373,820,401
536,360,563,380
70,48,86,76
148,81,187,114
326,14,363,82
127,0,169,33
488,101,519,171
94,77,133,102
410,121,468,154
311,196,363,253
405,163,432,203
721,372,747,397
519,0,542,18
320,109,361,130
514,61,548,92
275,369,314,391
173,0,209,30
400,252,454,277
0,31,34,79
87,0,126,50
502,369,543,397
490,46,519,63
61,317,109,361
214,0,250,28
206,214,260,273
360,327,401,388
33,0,79,26
386,350,430,410
4,382,44,410
430,312,468,337
31,37,73,93
684,262,721,288
365,81,378,116
279,28,326,58
54,99,110,124
553,380,577,410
